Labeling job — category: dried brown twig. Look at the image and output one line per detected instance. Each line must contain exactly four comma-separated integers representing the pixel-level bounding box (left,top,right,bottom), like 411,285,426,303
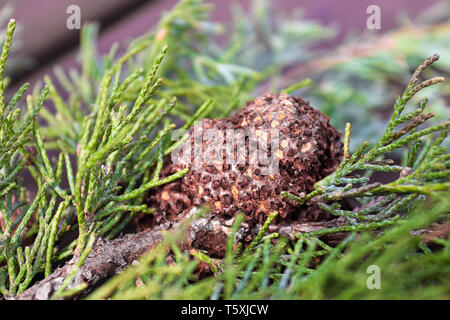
10,211,346,300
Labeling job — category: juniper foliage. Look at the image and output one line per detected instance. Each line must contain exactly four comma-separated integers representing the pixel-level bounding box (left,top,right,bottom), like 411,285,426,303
88,193,449,300
0,18,194,296
0,0,449,300
89,52,449,300
282,54,449,231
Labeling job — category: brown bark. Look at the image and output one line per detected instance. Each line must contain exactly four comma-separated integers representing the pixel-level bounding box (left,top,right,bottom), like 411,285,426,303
12,225,167,300
11,213,346,300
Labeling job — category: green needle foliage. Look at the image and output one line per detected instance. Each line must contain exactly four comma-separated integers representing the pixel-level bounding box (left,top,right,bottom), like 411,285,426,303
0,2,29,76
0,0,449,299
89,51,449,300
206,0,450,148
0,13,203,295
89,193,449,300
0,19,54,296
282,54,448,232
283,1,450,147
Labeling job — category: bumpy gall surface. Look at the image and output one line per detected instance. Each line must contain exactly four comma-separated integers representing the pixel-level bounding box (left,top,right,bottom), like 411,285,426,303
153,93,343,225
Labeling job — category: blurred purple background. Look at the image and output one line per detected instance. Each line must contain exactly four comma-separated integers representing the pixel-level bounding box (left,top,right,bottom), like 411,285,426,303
1,0,440,90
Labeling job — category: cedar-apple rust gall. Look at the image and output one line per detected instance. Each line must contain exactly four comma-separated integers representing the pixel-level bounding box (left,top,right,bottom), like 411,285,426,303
155,93,343,225
171,121,282,175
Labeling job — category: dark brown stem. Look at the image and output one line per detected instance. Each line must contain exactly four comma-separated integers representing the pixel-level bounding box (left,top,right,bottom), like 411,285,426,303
10,213,346,300
11,225,167,300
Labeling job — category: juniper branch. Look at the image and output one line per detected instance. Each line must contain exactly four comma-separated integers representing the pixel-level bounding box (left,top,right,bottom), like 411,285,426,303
283,54,448,233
